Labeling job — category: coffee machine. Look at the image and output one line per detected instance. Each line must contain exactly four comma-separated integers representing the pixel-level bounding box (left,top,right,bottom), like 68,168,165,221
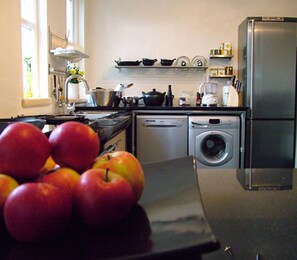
199,79,218,106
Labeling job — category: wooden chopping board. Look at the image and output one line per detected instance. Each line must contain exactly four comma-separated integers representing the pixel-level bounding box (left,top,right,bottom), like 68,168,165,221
227,86,239,106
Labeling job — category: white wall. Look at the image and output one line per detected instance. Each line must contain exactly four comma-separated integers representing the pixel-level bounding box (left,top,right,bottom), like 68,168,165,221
0,0,23,117
84,0,297,105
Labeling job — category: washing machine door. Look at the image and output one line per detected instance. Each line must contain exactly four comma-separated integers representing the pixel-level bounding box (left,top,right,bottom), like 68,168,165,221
195,131,233,167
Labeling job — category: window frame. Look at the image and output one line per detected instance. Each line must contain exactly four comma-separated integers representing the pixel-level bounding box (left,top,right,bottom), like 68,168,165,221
21,0,48,101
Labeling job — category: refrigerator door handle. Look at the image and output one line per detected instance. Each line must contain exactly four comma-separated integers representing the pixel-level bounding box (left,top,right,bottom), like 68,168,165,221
248,19,255,117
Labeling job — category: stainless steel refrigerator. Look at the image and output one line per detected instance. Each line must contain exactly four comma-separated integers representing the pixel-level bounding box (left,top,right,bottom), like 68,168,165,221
238,17,297,168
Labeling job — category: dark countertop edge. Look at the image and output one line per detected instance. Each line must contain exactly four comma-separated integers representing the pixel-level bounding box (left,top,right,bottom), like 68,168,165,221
75,105,249,112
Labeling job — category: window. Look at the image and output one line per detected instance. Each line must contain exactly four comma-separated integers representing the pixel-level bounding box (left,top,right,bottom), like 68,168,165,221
21,0,47,98
66,0,85,48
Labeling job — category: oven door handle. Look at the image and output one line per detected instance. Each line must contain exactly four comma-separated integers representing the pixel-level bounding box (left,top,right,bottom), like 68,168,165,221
98,139,120,156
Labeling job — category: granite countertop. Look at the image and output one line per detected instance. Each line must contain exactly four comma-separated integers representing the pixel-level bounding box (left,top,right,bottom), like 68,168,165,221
75,104,248,112
198,168,297,259
0,156,219,259
3,157,291,259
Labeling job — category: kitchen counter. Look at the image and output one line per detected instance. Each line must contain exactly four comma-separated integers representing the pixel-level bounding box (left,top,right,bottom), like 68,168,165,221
199,167,297,259
75,104,248,113
40,112,132,153
2,157,294,259
0,156,220,259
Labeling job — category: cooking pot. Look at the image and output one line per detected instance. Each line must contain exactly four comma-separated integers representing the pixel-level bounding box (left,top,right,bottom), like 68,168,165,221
0,117,46,134
160,58,176,66
142,89,166,106
142,58,157,66
90,88,119,107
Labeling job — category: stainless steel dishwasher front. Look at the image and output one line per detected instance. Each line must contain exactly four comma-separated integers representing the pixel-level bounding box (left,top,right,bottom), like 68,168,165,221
136,115,188,163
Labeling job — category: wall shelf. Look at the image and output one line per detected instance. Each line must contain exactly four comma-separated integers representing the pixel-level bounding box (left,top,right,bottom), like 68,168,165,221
210,75,234,79
210,55,233,59
115,65,208,71
50,49,89,63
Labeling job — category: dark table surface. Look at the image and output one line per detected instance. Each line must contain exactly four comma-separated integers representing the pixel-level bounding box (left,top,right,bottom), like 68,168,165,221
198,168,297,260
0,156,219,259
3,157,294,259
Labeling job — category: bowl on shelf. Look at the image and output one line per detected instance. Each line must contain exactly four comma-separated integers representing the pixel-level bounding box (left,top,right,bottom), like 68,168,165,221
142,58,158,66
160,58,176,66
115,60,142,66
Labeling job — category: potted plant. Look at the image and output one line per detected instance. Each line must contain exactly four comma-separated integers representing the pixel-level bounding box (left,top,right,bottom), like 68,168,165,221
66,63,85,98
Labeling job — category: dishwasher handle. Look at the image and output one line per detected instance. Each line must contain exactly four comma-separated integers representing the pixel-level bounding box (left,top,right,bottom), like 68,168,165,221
144,124,180,128
141,118,186,128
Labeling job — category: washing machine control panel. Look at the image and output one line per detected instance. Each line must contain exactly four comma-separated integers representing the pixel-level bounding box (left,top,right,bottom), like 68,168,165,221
190,116,240,129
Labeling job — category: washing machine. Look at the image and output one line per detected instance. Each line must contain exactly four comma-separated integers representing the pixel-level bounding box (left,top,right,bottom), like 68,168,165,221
188,115,240,168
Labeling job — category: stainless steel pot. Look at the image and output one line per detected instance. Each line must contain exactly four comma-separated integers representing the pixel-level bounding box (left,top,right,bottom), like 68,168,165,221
90,88,118,107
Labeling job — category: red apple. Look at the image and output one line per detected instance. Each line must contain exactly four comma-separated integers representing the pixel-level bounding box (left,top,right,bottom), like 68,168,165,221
74,168,134,229
92,151,145,204
0,122,51,180
49,122,100,173
0,174,19,223
4,183,72,242
38,167,80,196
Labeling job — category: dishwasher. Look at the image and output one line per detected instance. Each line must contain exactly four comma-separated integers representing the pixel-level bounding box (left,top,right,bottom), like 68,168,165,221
136,115,188,163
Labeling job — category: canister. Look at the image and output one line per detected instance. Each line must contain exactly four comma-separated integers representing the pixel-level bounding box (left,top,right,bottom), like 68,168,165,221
218,67,225,76
210,67,218,76
225,66,233,75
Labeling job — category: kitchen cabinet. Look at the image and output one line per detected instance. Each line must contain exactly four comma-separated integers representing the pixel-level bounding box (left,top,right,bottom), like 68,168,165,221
103,128,127,152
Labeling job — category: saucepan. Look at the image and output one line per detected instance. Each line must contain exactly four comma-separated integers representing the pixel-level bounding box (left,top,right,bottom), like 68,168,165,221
89,88,120,107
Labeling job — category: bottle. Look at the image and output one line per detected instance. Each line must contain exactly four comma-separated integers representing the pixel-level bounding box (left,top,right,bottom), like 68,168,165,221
222,80,231,106
196,92,201,106
167,85,173,106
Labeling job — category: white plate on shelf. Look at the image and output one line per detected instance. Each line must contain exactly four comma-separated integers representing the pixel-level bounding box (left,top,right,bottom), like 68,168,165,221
175,56,191,67
191,55,207,67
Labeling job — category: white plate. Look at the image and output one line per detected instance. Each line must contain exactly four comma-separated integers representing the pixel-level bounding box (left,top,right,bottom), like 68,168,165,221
175,56,191,67
191,55,207,67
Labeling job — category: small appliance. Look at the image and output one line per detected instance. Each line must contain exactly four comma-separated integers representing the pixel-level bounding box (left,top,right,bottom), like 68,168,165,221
199,80,218,106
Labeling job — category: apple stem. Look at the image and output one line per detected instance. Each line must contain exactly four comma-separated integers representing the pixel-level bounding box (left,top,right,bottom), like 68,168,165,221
107,154,111,161
105,168,110,182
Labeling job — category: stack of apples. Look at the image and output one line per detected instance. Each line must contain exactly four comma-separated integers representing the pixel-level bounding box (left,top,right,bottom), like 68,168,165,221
0,121,144,242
